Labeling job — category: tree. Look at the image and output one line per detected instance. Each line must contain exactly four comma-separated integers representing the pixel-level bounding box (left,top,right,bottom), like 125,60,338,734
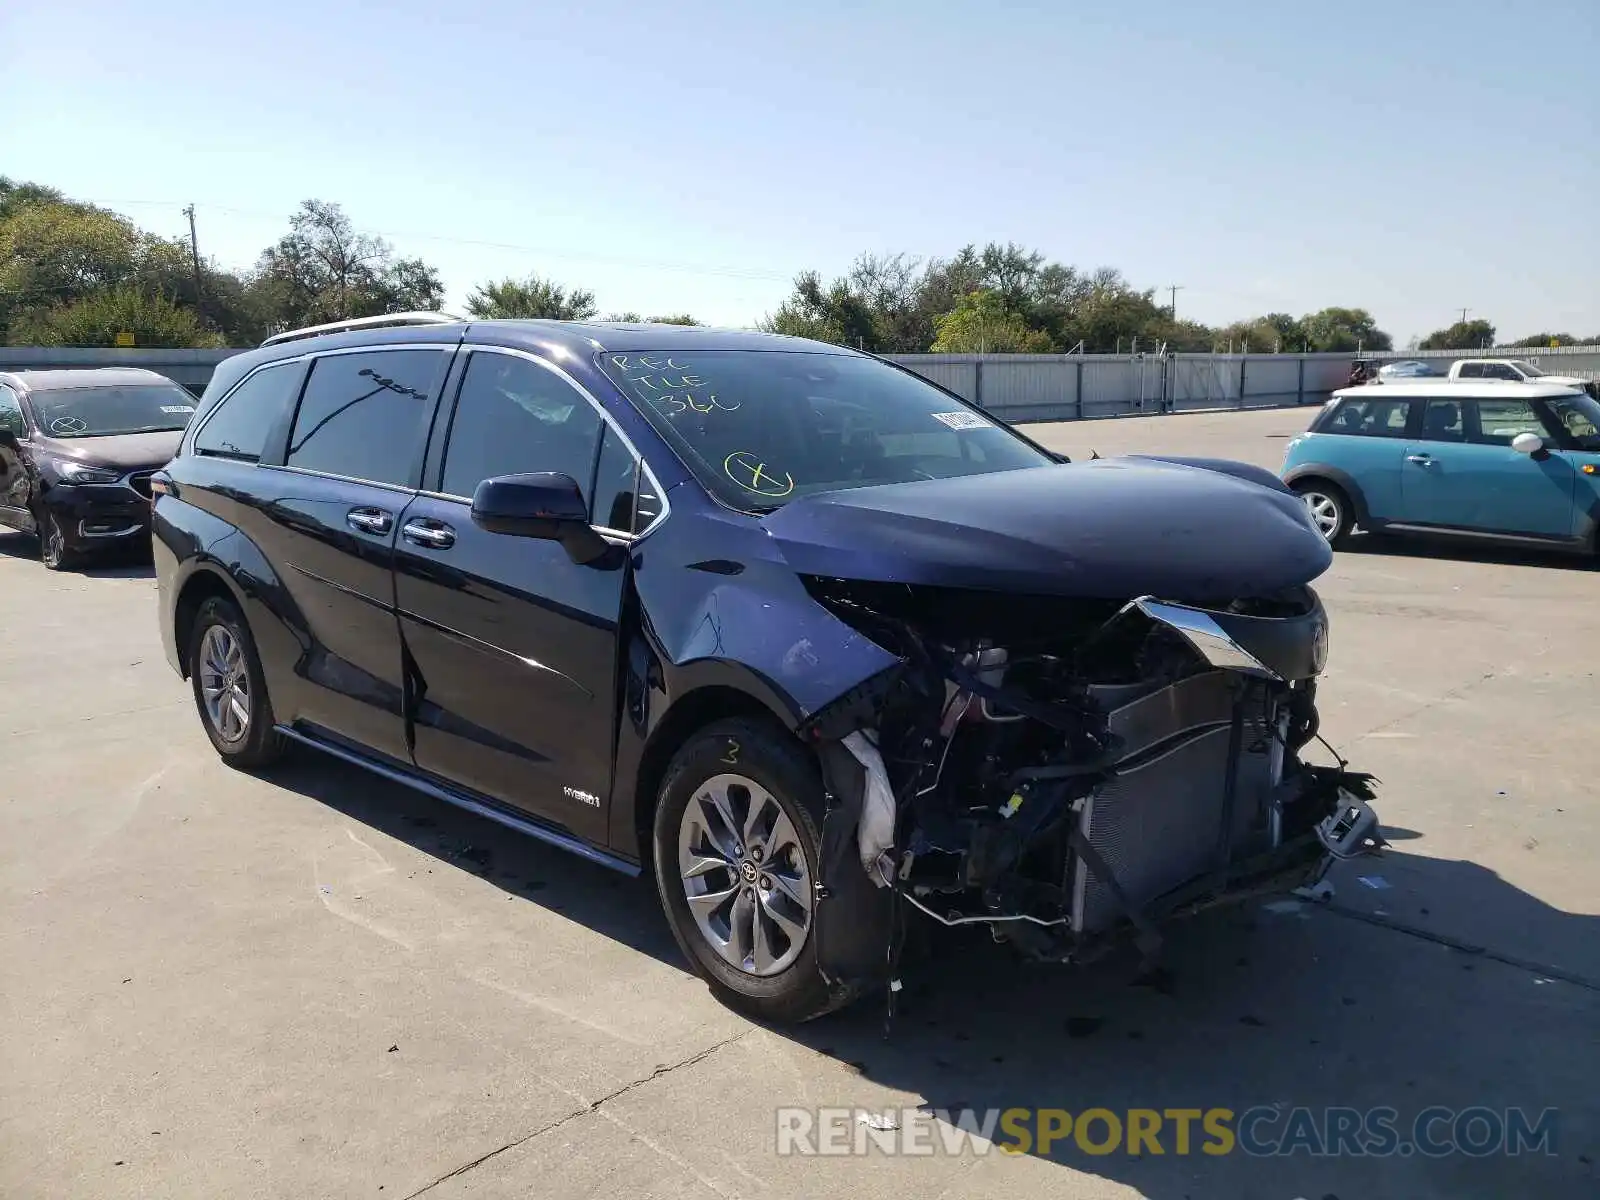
465,273,597,320
646,313,701,326
253,200,444,331
0,200,143,333
931,288,1053,353
8,287,222,348
1508,332,1579,348
760,270,877,348
0,176,65,222
1214,312,1307,353
1301,307,1393,352
1418,319,1495,351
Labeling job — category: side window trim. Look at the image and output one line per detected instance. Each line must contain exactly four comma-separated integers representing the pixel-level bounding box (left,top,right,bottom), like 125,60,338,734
428,345,671,538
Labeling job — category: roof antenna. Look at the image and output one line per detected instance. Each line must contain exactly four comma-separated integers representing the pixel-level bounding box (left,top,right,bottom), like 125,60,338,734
1088,449,1101,460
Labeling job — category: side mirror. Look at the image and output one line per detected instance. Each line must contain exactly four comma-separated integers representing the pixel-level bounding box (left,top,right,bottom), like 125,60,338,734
1510,432,1545,457
470,472,610,565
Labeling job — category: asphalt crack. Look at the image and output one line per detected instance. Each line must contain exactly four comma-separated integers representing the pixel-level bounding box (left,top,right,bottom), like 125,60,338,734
1352,667,1499,743
400,1031,749,1198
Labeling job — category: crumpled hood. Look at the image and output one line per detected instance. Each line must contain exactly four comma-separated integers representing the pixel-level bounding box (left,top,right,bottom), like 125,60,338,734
32,429,183,472
762,457,1332,600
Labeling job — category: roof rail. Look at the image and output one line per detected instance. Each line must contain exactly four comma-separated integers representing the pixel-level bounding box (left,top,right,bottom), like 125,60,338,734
259,311,467,348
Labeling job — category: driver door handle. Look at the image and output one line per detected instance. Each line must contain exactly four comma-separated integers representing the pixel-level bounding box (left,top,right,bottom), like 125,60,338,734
346,507,394,535
1405,454,1433,466
402,518,455,550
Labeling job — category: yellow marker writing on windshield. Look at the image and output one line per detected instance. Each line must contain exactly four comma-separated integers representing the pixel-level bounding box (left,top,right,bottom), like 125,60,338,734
724,450,794,498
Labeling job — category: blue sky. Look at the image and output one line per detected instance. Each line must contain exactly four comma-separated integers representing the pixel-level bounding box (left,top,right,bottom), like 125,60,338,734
4,0,1596,343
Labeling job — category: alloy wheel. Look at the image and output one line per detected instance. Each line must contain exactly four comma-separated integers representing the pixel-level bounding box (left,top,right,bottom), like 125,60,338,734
39,512,65,568
677,773,813,977
198,624,252,744
1301,491,1342,541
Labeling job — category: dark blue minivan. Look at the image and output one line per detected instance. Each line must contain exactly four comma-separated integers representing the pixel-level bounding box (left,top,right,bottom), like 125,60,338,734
152,313,1380,1021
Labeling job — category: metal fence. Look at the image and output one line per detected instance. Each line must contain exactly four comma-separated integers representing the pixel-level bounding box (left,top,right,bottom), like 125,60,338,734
887,347,1600,424
887,351,1359,422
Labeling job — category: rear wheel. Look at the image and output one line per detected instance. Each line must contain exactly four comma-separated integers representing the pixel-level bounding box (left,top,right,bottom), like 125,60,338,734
187,596,286,769
652,717,847,1023
1292,480,1353,547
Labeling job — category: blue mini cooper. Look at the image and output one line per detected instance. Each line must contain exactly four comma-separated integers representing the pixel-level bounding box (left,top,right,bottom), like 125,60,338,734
1281,382,1600,555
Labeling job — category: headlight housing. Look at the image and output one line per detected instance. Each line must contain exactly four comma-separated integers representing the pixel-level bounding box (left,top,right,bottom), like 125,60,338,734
53,460,122,485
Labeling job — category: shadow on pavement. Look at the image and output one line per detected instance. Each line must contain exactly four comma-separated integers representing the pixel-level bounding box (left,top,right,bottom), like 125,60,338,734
268,750,1599,1198
263,751,687,972
0,529,40,560
0,529,155,576
1347,531,1596,572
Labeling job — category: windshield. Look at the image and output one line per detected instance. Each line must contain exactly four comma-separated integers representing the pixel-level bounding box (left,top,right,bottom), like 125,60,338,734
31,384,197,438
599,350,1055,511
1547,393,1600,448
1512,360,1545,377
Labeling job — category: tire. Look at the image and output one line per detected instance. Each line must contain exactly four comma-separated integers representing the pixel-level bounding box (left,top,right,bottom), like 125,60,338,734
187,596,287,770
1292,479,1353,547
35,507,78,571
652,717,846,1023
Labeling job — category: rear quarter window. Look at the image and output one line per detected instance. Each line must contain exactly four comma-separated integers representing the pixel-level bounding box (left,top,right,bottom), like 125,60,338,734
1317,396,1412,438
193,361,305,461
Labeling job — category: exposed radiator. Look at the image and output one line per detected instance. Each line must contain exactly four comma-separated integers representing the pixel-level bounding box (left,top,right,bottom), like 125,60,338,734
1072,671,1279,934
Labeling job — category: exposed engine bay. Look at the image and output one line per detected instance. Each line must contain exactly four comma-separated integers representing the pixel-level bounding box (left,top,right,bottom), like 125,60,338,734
800,577,1383,975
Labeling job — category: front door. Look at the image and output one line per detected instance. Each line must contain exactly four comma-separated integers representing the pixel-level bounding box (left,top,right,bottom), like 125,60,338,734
258,346,451,761
1401,396,1577,537
393,348,630,843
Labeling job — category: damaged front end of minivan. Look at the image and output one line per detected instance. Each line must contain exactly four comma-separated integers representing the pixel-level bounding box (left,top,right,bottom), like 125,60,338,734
796,576,1383,990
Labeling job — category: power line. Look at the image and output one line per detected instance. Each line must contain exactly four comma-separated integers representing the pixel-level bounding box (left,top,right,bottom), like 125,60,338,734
79,197,794,284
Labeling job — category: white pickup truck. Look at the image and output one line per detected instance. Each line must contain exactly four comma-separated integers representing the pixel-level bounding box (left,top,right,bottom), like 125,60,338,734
1446,357,1593,390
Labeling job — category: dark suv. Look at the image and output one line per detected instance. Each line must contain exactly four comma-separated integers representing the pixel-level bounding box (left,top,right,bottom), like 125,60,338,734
154,314,1381,1022
0,368,197,568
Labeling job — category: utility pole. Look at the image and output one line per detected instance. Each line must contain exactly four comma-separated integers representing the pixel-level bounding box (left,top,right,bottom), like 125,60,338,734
183,205,205,325
1458,307,1470,325
1168,284,1184,322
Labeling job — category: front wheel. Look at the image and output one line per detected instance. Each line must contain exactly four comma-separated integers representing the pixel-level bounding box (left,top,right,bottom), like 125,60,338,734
35,508,77,571
652,717,848,1023
1292,480,1353,547
187,596,287,770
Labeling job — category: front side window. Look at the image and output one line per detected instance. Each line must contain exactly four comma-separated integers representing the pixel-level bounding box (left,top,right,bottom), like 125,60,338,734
28,383,197,439
0,385,23,436
287,350,443,487
1322,397,1411,438
1482,363,1521,381
1547,393,1600,449
1473,398,1544,445
598,350,1053,511
1420,398,1466,442
194,362,302,462
439,352,602,501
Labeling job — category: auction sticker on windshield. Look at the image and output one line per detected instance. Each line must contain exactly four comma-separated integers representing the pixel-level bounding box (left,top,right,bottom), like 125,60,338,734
931,411,991,431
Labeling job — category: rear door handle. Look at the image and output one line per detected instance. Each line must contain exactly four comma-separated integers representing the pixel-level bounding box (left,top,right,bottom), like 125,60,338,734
1405,455,1433,465
346,507,394,535
402,518,455,550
